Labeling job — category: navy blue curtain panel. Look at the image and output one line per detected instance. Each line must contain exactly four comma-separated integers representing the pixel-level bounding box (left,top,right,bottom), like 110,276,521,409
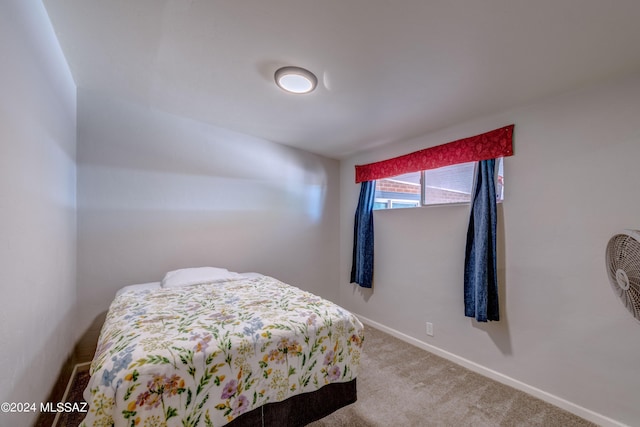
351,180,376,288
464,159,499,321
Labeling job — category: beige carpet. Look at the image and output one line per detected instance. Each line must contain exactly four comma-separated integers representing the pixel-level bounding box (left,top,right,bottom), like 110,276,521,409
309,325,597,427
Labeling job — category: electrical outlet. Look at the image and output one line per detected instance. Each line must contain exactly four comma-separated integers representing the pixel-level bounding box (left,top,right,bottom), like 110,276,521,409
426,322,434,336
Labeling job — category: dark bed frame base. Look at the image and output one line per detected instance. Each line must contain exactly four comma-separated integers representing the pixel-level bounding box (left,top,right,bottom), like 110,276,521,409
227,379,357,427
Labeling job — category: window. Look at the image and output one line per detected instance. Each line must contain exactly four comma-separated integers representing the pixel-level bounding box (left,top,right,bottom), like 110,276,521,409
373,158,504,210
374,172,421,209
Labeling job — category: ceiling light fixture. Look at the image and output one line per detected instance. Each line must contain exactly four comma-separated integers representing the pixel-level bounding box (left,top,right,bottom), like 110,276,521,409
274,66,317,94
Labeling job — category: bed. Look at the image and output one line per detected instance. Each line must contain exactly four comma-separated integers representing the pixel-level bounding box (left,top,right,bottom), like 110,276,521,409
80,268,364,427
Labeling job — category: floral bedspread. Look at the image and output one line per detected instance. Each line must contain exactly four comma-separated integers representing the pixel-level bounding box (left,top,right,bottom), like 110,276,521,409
80,276,364,427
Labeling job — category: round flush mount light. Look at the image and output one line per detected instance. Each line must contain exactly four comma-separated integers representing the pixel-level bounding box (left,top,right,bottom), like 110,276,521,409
274,66,317,94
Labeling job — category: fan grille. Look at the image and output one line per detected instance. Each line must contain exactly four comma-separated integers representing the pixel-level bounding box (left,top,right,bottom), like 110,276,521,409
606,231,640,321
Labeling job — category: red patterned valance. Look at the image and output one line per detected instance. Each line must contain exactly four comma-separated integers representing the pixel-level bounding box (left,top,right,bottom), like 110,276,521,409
355,125,514,183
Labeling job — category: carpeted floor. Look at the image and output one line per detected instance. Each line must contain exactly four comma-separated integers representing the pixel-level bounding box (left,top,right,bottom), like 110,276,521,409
309,326,596,427
64,325,596,426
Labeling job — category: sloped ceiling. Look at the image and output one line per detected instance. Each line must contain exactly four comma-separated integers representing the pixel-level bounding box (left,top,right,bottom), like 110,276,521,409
44,0,640,158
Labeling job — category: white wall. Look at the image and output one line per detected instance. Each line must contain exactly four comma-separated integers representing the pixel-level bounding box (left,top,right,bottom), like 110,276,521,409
0,1,77,426
76,89,340,332
339,73,640,426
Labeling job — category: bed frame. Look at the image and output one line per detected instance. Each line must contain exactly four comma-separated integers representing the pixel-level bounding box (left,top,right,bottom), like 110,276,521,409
228,379,356,426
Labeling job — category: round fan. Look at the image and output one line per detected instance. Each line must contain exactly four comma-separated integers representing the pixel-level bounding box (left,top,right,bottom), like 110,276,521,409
606,230,640,322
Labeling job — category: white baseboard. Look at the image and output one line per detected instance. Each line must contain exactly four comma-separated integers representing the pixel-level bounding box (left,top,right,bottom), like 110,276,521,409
357,314,626,427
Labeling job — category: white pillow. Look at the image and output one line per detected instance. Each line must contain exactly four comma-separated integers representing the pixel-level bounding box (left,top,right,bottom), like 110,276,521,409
161,267,243,288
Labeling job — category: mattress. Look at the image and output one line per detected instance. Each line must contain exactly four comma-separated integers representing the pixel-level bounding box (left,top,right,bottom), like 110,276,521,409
81,275,364,426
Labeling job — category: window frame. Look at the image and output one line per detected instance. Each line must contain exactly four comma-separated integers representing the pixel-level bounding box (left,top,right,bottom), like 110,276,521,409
374,197,421,209
373,158,504,211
